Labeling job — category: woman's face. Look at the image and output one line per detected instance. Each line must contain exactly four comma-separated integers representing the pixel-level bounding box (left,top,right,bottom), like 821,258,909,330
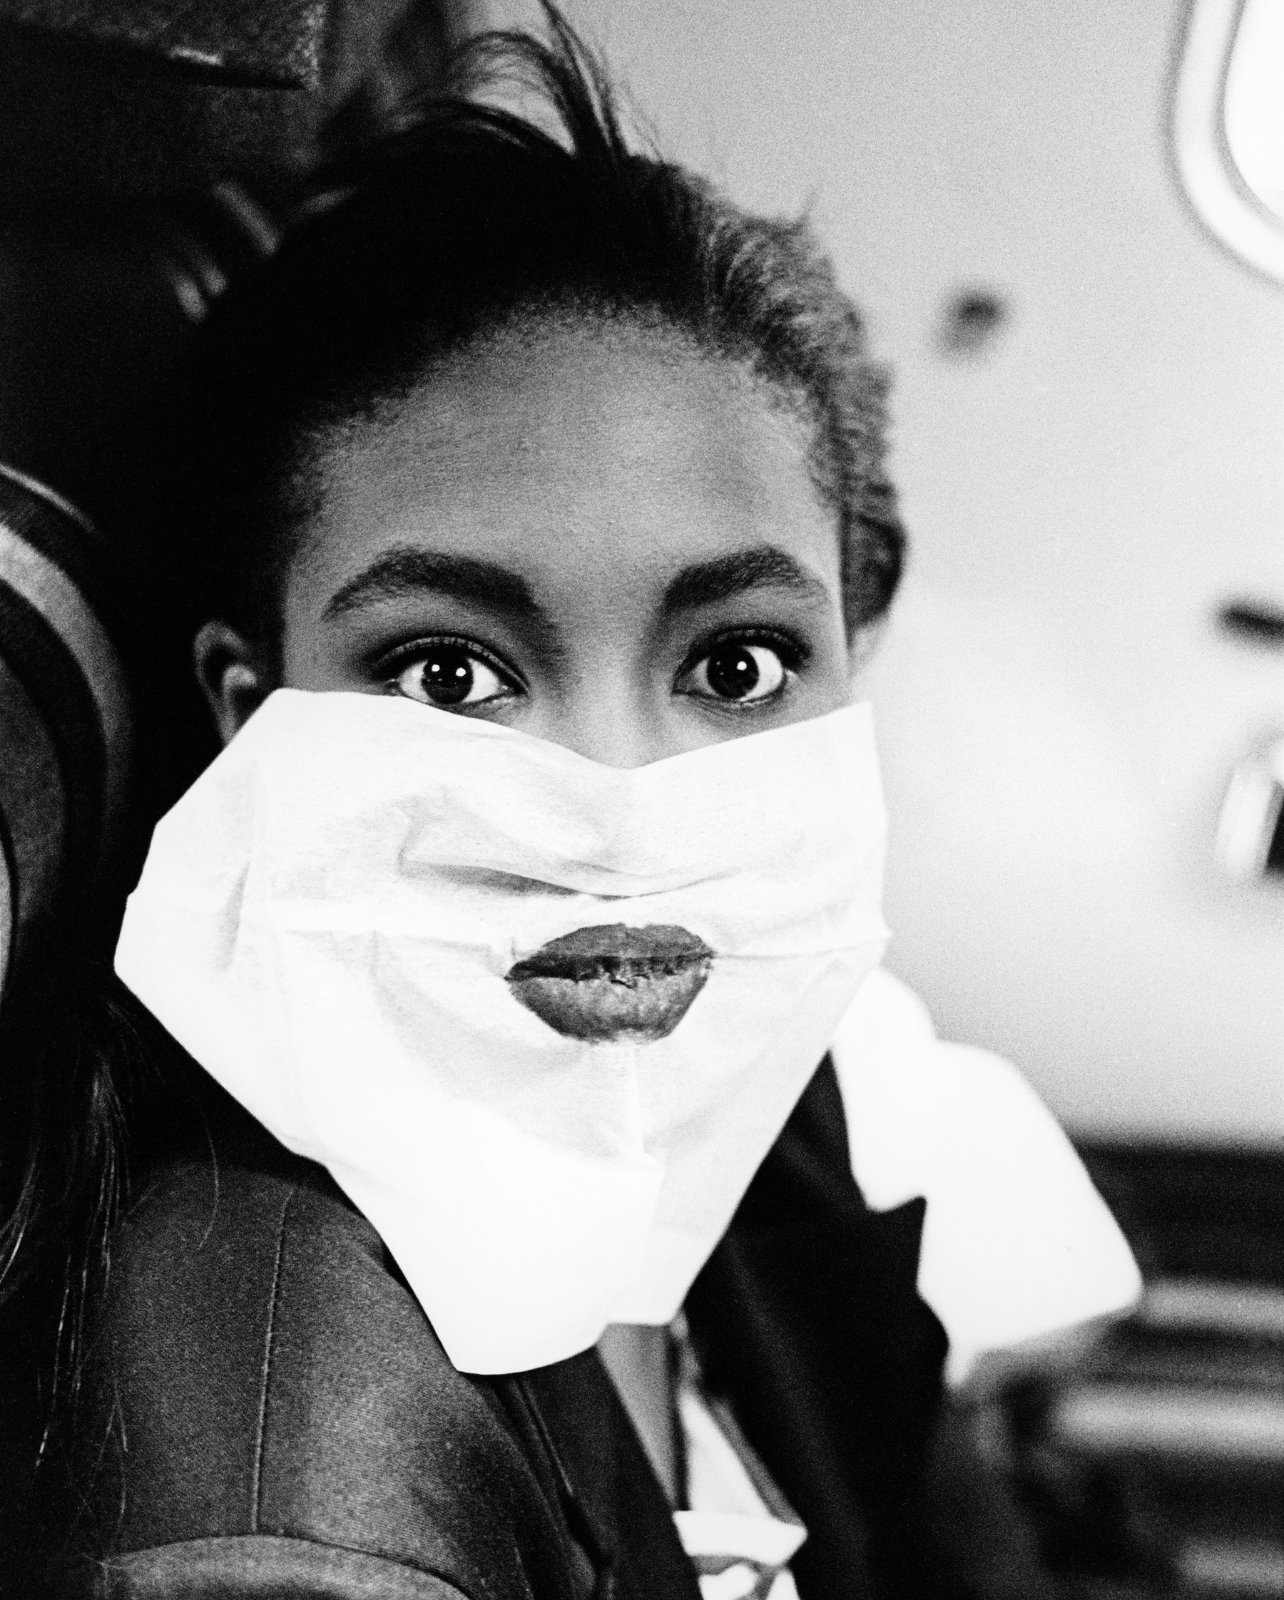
198,318,862,766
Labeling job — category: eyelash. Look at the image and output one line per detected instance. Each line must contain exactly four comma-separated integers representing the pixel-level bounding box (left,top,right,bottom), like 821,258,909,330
374,626,810,697
677,626,809,680
375,634,524,693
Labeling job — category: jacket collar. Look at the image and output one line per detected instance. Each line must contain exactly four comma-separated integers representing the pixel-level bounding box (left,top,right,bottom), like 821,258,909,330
498,1350,702,1600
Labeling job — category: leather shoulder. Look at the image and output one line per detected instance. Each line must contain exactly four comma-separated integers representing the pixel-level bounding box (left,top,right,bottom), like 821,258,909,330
76,1139,571,1599
59,1535,471,1599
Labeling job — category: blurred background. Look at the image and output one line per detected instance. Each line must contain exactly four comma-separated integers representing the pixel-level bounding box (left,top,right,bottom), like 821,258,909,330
0,0,1280,1594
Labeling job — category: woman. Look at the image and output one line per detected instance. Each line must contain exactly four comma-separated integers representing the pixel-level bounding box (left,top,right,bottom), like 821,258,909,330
35,14,1138,1598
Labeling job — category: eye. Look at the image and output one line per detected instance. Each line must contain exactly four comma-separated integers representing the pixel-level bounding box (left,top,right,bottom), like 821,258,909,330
390,641,516,709
680,639,791,705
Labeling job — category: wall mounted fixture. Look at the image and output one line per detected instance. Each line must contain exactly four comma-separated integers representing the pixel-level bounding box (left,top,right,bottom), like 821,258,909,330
1172,0,1284,283
1216,734,1284,880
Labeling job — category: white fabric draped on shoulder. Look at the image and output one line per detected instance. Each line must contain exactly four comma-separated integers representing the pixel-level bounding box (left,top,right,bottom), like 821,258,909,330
832,967,1143,1385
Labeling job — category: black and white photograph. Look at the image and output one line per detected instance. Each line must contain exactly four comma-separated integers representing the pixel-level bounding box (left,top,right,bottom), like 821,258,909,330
0,2,1280,1596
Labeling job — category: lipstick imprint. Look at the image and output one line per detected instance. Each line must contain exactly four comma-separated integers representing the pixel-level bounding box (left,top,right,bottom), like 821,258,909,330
505,923,714,1042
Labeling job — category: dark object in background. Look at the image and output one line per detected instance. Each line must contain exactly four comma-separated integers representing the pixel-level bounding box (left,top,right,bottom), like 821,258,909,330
938,288,1009,358
0,465,129,1007
1217,600,1284,648
0,0,454,508
994,1143,1284,1600
0,0,453,1005
0,0,452,202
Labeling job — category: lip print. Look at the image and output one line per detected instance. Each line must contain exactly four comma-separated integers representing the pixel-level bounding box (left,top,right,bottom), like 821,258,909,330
506,923,715,1042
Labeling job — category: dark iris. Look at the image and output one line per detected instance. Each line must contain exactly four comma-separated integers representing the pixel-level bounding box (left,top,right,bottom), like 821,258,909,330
705,642,760,700
420,647,474,705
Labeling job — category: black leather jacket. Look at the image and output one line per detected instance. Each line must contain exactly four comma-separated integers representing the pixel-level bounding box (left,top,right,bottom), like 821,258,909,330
53,1062,971,1600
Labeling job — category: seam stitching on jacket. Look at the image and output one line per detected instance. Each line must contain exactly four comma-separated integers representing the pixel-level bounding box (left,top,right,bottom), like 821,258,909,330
108,1532,483,1597
251,1187,293,1532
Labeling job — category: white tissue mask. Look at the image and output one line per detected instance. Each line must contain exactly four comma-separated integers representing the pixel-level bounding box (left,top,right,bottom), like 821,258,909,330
116,689,888,1374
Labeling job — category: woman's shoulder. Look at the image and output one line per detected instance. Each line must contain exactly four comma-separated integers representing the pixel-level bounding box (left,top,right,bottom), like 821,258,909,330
66,1134,563,1597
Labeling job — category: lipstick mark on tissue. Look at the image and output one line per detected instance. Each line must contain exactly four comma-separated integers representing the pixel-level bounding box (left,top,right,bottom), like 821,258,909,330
506,924,713,1043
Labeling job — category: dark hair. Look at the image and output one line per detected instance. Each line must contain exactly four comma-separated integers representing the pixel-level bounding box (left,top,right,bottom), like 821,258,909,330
167,12,904,654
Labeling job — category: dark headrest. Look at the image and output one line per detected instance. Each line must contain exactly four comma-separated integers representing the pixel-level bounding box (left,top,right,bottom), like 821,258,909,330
0,0,441,202
0,466,130,996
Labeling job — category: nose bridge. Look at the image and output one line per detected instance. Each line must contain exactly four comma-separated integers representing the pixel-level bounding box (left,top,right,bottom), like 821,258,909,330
520,547,667,766
549,652,669,769
557,689,668,770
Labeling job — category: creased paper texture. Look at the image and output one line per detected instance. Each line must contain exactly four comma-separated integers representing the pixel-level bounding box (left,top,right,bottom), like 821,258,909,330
117,690,888,1373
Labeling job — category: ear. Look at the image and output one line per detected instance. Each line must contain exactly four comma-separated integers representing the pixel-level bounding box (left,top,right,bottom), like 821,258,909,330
193,621,272,746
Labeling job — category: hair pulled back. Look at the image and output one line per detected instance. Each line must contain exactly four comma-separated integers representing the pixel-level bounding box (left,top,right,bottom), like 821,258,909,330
173,12,905,651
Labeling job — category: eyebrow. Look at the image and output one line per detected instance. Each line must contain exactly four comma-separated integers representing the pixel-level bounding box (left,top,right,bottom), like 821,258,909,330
322,540,829,634
323,548,555,640
662,545,831,614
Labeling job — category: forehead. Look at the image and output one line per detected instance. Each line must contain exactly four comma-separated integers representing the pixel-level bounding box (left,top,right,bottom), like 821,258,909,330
293,316,840,607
